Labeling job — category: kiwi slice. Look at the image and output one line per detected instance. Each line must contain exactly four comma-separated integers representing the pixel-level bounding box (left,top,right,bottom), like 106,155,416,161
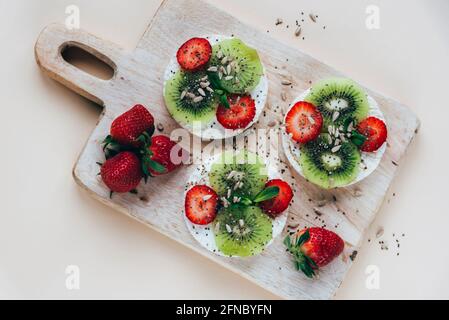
209,151,268,199
299,134,361,189
214,205,272,257
209,38,263,94
164,70,218,126
304,78,369,126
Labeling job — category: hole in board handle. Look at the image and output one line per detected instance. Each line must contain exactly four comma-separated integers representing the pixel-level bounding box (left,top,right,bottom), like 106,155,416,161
61,43,115,80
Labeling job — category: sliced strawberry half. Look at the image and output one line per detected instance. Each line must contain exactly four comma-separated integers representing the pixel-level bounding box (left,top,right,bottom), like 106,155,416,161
285,101,323,143
176,38,212,71
259,179,294,217
185,185,219,225
216,95,256,130
357,117,388,152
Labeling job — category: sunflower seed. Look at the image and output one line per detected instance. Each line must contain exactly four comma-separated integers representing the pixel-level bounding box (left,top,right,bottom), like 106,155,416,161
334,139,341,146
281,91,287,101
201,76,208,81
193,96,204,103
332,145,342,153
221,56,228,64
227,189,232,198
207,66,218,72
186,92,196,99
295,27,302,37
225,76,234,81
218,72,223,79
200,81,210,88
328,125,335,135
217,50,224,59
227,171,237,180
180,90,187,100
326,134,333,145
221,197,229,208
308,115,316,125
347,122,354,132
227,64,232,75
226,224,232,233
215,222,220,233
202,195,212,201
281,79,292,86
198,88,206,96
341,135,347,143
206,87,214,93
220,66,227,75
332,111,340,122
309,13,317,23
239,219,245,227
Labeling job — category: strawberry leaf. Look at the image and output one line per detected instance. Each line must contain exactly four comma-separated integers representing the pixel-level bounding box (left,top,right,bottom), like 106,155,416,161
296,229,310,246
253,186,280,203
351,130,368,147
148,160,166,174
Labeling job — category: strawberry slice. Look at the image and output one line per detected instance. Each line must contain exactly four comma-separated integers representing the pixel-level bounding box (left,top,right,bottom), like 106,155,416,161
176,38,212,71
357,117,388,152
259,179,294,217
185,185,219,225
216,95,256,129
285,101,323,143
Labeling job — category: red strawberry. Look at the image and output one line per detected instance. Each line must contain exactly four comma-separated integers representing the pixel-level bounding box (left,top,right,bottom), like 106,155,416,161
216,95,256,129
285,101,323,143
144,135,186,177
357,117,388,152
284,227,344,278
185,185,219,225
100,152,143,193
176,38,212,71
259,180,293,216
109,105,154,147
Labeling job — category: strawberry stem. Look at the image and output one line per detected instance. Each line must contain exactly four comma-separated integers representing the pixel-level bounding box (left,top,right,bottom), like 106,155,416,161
284,231,317,279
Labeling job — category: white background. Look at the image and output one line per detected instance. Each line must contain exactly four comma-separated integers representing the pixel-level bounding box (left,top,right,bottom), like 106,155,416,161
0,0,448,299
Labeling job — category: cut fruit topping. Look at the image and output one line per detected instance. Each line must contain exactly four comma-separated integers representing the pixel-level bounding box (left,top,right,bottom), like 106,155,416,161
185,185,219,225
216,95,256,129
300,134,361,189
176,38,212,71
357,117,388,152
285,101,323,143
259,179,294,217
214,206,272,257
304,78,369,126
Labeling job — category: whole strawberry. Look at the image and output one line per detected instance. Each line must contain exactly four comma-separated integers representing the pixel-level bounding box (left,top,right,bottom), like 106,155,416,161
141,135,187,177
100,152,143,194
284,227,344,278
107,104,154,148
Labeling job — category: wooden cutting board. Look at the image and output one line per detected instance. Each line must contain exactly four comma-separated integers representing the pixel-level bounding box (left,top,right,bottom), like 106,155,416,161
34,0,419,299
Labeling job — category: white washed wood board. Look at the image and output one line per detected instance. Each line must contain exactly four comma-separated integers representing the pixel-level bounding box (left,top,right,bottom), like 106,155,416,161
34,0,420,300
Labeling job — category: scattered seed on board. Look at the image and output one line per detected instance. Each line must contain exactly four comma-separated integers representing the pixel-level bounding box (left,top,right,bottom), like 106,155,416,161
376,227,384,238
281,91,287,101
157,123,164,132
309,13,317,23
275,18,283,26
281,79,292,86
295,27,302,37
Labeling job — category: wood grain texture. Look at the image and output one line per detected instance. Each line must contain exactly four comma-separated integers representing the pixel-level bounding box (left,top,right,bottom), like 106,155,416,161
34,0,420,299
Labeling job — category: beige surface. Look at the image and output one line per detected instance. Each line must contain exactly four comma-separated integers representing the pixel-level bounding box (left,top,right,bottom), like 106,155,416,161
0,0,448,299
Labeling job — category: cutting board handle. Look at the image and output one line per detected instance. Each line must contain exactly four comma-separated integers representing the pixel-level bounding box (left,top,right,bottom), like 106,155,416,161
35,23,125,106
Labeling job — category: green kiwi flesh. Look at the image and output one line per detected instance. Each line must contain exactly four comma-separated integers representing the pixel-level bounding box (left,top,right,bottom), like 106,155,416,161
300,134,361,189
304,78,369,126
209,151,268,199
214,205,272,257
164,70,218,126
209,38,263,94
